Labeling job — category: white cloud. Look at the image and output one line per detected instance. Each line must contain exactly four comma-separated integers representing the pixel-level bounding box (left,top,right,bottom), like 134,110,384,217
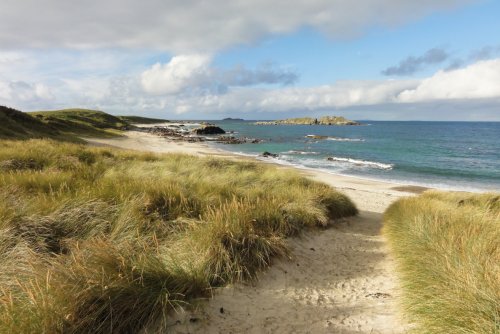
0,0,472,52
141,54,212,94
132,58,500,119
397,59,500,102
0,80,54,109
3,58,500,121
140,54,298,95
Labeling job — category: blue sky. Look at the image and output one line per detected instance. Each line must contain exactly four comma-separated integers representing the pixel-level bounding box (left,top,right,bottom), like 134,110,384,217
0,0,499,120
216,0,500,84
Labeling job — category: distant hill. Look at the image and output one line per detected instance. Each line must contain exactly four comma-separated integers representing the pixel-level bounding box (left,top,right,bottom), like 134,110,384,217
118,115,169,124
0,106,63,140
0,106,168,141
31,109,128,133
222,118,244,121
255,116,360,126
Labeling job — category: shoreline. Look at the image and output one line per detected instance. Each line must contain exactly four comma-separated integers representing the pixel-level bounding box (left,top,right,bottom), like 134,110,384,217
85,130,430,212
85,130,412,333
87,128,493,194
214,149,492,194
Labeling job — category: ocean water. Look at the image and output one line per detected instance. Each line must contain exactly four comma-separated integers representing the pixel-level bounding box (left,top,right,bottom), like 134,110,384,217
209,120,500,192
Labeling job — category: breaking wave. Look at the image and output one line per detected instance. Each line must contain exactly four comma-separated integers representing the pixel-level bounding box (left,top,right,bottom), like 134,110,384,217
285,150,320,155
326,137,365,142
327,157,393,170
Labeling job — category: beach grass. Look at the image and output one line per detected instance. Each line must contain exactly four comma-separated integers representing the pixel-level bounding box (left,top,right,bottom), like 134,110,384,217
1,106,169,142
383,191,500,334
0,139,357,333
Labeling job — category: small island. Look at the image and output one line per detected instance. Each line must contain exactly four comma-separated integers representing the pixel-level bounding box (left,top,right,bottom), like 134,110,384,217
255,116,360,126
222,117,244,121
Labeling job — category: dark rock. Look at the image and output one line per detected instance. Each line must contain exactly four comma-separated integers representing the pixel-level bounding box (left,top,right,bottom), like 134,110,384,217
262,151,278,158
216,136,245,144
193,125,226,135
141,124,264,145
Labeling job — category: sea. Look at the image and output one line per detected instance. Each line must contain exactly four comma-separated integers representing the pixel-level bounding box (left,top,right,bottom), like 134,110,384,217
207,120,500,192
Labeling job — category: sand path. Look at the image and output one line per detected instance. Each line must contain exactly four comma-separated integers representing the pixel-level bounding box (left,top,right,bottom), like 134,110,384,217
167,162,413,333
85,131,415,333
169,205,409,334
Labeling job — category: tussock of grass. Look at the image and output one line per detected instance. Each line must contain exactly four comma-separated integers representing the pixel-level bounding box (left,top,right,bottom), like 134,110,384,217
0,139,357,333
383,191,500,334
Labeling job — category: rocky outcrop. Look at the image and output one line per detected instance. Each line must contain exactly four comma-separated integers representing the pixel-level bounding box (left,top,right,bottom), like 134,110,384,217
143,125,262,145
214,136,263,144
193,125,226,135
255,116,360,126
262,151,278,158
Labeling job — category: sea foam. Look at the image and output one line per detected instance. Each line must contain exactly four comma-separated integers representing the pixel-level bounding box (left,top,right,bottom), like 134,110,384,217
327,157,393,170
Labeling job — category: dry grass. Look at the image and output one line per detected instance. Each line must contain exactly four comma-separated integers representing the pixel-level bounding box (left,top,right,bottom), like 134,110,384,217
0,139,357,333
383,191,500,334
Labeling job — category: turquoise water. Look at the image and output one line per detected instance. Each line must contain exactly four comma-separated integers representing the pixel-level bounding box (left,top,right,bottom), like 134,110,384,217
209,120,500,192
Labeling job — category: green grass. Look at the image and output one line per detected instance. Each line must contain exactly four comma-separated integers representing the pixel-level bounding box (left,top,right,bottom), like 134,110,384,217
1,106,171,142
0,139,357,333
0,106,63,140
1,106,127,141
383,191,500,334
30,109,129,138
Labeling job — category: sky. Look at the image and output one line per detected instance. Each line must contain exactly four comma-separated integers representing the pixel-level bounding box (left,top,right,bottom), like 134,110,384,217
0,0,499,120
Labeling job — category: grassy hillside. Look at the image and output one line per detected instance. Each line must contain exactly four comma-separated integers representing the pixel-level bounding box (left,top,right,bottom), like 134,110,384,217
31,109,129,137
1,107,168,141
0,106,128,141
0,106,62,140
0,139,357,333
118,115,169,124
384,191,499,334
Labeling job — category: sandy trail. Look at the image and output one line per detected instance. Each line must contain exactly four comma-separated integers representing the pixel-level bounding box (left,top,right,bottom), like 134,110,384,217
85,131,415,333
170,211,408,334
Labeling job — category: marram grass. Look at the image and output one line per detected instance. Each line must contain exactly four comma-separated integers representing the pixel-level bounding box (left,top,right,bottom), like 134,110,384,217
0,139,357,333
383,191,500,334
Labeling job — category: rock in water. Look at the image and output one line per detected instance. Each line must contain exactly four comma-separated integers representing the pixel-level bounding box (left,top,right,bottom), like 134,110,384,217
306,135,329,139
262,151,278,158
193,125,226,135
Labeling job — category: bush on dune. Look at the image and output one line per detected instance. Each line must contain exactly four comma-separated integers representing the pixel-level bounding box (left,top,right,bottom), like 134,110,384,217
0,139,357,333
384,191,499,334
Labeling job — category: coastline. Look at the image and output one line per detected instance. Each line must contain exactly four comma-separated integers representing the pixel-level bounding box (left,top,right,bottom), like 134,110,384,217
84,130,415,333
85,130,424,212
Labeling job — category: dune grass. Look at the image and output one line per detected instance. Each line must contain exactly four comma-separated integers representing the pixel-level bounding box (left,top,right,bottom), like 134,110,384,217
0,139,357,333
0,106,65,140
2,106,167,142
383,191,499,334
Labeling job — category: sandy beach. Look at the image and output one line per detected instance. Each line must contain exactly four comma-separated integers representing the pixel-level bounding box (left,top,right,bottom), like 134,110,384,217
85,130,417,333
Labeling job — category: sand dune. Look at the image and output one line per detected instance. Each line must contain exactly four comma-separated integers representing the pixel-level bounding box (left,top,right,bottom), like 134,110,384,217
85,131,415,333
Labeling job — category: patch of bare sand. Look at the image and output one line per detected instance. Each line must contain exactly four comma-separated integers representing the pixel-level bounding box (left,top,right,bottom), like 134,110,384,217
84,131,227,156
170,212,409,334
85,131,415,333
